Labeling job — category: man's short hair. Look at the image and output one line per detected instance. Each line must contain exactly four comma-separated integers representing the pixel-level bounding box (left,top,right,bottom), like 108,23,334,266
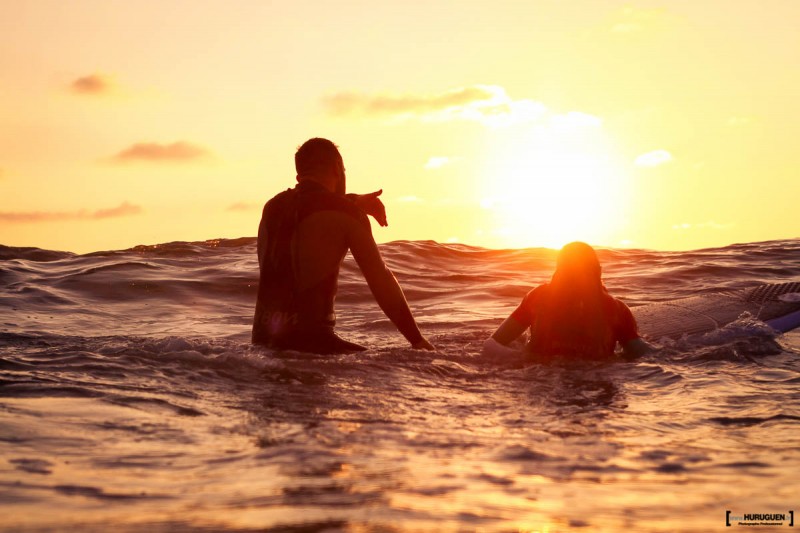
295,138,340,177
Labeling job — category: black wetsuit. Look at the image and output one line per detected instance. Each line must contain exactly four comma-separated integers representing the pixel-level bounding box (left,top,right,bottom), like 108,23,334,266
252,180,423,353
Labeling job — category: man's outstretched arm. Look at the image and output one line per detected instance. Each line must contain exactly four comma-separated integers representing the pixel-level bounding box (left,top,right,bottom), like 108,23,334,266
346,190,387,227
348,218,433,350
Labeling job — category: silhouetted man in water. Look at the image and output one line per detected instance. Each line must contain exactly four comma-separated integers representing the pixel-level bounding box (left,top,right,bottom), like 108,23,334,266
252,138,434,353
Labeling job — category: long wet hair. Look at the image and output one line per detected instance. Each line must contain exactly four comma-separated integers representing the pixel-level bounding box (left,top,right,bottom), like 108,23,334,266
531,241,611,357
550,241,605,296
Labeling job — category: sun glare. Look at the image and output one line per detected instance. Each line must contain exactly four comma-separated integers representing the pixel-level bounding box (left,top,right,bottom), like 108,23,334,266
481,122,627,249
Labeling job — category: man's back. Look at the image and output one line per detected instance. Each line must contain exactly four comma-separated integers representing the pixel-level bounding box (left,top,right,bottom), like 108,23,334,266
252,180,368,352
252,137,432,353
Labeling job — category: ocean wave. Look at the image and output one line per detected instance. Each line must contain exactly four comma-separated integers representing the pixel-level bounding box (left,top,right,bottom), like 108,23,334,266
2,237,800,531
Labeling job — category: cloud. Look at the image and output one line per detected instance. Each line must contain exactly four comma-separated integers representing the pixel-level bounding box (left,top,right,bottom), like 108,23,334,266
424,156,455,170
635,149,673,167
226,202,260,212
325,86,495,115
323,85,550,127
110,141,211,164
70,74,112,95
92,202,142,219
0,202,142,223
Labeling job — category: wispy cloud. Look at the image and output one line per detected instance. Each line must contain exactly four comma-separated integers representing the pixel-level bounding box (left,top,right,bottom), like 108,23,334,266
70,74,113,95
92,202,142,219
323,85,550,128
110,141,211,164
0,202,142,223
226,202,260,212
325,86,495,115
424,156,455,170
396,196,423,203
635,149,673,167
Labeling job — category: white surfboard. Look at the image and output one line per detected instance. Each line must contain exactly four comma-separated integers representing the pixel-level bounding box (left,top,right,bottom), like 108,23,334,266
633,281,800,340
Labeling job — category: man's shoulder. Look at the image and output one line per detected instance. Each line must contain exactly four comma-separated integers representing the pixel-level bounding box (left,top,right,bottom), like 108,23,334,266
264,186,357,212
264,187,295,211
262,184,368,228
300,191,367,225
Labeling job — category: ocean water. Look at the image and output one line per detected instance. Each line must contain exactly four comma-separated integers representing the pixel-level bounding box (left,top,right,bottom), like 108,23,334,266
1,238,799,532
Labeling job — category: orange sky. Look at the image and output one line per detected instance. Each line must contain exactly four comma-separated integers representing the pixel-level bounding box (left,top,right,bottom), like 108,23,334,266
1,1,798,253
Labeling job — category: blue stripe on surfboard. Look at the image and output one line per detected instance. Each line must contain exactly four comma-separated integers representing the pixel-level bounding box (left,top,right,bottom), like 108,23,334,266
766,309,800,333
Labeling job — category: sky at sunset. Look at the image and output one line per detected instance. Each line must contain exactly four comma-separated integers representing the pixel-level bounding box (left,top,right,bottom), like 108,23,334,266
1,0,798,253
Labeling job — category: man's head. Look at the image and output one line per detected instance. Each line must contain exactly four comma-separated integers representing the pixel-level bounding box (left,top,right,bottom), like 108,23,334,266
295,138,345,194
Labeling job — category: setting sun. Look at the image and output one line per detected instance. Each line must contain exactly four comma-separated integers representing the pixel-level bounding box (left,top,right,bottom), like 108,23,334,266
479,117,629,249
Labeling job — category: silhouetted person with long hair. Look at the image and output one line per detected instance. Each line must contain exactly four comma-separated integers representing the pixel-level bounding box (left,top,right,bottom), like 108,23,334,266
253,138,434,353
485,241,652,360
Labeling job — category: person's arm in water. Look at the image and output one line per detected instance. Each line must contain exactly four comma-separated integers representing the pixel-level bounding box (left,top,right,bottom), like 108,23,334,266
347,214,434,350
491,315,527,345
621,337,658,359
483,289,537,357
616,299,659,359
482,314,528,357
